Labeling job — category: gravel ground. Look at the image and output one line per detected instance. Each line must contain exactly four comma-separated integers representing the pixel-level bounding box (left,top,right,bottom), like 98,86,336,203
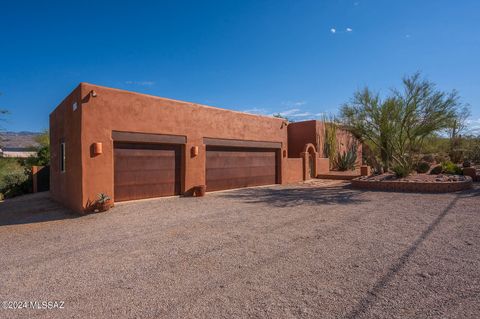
0,180,479,319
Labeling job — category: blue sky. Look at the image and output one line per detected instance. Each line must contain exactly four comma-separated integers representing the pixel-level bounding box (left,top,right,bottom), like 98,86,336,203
1,0,479,134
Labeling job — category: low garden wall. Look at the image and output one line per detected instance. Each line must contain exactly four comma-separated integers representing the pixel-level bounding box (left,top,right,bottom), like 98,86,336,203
316,158,330,174
351,176,473,193
284,158,304,184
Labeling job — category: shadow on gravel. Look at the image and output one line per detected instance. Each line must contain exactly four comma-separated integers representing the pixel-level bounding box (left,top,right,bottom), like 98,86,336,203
0,192,76,227
457,184,480,198
219,184,367,207
345,195,460,319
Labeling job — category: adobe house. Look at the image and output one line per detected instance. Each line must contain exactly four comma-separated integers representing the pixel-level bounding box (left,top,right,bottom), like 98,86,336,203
288,120,362,169
50,83,360,212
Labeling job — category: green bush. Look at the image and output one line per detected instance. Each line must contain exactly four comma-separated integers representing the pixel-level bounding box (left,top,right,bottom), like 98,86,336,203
430,165,442,174
441,161,463,175
0,170,30,198
25,145,50,167
392,165,410,178
416,162,431,174
0,158,31,199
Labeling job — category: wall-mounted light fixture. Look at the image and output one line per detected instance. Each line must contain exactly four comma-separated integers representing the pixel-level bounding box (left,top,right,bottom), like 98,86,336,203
90,90,97,97
191,146,199,157
93,142,103,155
283,149,287,158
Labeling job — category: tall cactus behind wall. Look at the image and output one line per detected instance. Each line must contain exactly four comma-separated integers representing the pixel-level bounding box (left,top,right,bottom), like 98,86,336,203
321,114,338,169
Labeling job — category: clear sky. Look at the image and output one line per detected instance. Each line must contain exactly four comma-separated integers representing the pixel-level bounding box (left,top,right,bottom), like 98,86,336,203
1,0,479,134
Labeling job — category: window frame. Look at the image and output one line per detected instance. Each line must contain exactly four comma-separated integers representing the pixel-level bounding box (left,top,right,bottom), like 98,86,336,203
60,141,66,173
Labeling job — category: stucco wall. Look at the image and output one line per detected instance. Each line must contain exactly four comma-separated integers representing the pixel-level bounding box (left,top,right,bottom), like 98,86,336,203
76,83,289,210
316,158,330,175
283,158,304,184
49,85,84,212
50,84,364,212
287,120,317,158
289,120,362,167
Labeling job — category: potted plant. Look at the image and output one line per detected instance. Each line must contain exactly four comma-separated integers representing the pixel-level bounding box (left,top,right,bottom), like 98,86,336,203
194,185,206,197
96,193,111,212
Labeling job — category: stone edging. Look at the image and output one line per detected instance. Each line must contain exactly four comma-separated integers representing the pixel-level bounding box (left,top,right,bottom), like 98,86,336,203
351,176,473,193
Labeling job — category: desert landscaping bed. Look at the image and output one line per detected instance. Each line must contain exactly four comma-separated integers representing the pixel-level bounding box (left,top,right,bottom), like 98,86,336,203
352,173,473,193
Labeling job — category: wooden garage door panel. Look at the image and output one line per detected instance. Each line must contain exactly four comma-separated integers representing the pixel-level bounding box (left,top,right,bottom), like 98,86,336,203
114,142,181,201
114,183,177,202
206,146,278,192
114,170,177,186
206,166,276,179
206,153,276,168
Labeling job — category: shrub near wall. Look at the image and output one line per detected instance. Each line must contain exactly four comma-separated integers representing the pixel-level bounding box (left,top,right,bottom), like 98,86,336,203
0,158,31,199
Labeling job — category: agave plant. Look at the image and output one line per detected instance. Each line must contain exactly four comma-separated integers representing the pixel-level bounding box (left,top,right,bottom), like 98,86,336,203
334,145,358,171
97,193,111,204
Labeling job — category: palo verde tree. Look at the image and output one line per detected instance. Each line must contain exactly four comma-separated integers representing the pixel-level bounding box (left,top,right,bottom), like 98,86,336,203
340,73,463,175
446,105,471,163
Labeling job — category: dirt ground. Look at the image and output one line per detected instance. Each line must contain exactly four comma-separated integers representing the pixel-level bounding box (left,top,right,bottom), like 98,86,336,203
0,180,479,318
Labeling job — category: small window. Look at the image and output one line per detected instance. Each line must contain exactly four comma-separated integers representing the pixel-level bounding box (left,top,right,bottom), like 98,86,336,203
60,142,66,172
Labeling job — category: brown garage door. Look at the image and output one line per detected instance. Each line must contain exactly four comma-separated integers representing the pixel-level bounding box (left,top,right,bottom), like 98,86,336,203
206,146,278,191
114,142,181,201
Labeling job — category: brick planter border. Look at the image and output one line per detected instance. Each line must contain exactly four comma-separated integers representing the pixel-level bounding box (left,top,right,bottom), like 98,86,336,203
351,176,473,193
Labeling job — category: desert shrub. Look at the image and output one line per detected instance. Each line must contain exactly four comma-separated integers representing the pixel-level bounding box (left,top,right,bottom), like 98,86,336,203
392,165,410,178
0,158,31,199
462,160,471,168
334,148,357,171
430,165,442,174
441,161,463,175
449,149,464,164
0,170,30,198
25,145,50,167
466,144,480,164
421,154,435,163
434,153,450,164
416,162,431,174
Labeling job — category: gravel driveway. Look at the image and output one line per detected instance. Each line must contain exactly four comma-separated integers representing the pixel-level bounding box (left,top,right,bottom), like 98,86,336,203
0,180,479,318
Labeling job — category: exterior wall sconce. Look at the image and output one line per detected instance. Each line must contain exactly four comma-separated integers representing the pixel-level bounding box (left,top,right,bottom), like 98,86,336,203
191,146,199,157
90,90,97,97
283,149,287,157
93,142,103,155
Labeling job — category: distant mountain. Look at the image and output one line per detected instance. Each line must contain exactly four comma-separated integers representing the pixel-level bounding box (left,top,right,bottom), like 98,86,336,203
0,131,41,148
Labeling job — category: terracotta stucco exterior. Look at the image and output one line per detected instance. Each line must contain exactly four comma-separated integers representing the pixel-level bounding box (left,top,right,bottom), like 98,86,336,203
50,85,84,212
51,83,293,212
288,120,362,167
50,83,361,213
